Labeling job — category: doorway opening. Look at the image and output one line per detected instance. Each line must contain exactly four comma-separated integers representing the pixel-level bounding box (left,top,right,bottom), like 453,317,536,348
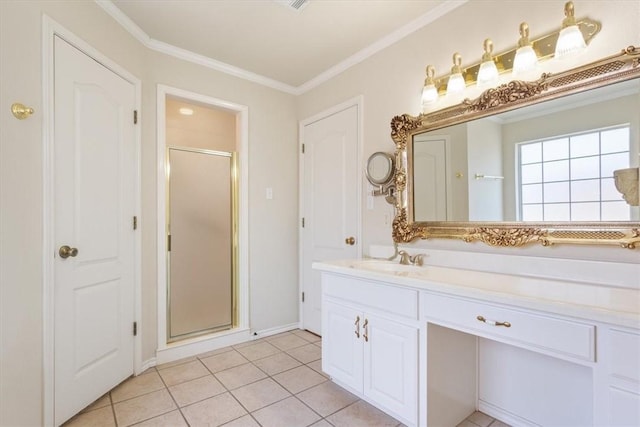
157,86,249,361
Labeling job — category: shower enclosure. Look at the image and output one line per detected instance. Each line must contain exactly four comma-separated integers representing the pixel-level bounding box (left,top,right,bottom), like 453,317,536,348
166,147,237,341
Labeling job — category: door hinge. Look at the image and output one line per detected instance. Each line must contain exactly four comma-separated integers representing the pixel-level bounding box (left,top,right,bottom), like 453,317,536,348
301,143,305,154
133,110,138,124
302,217,305,228
167,234,171,251
133,216,138,230
133,321,137,336
301,292,305,303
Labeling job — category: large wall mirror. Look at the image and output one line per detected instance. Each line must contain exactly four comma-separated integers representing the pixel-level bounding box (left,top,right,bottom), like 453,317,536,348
391,46,640,249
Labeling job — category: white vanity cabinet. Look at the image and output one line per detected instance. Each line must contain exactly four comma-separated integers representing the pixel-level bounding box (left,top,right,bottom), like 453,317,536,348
321,274,419,426
315,259,640,427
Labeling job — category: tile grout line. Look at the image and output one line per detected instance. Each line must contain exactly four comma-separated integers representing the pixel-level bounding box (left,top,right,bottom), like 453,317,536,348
289,392,327,426
222,376,268,427
192,350,268,426
220,333,313,427
195,339,326,427
108,392,118,427
151,360,194,427
109,368,198,407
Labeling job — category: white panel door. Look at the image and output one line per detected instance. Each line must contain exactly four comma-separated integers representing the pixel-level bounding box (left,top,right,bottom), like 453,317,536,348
54,36,136,425
302,105,359,334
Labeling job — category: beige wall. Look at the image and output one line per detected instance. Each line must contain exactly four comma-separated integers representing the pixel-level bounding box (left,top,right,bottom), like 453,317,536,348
166,98,237,152
296,0,640,263
144,49,300,340
0,1,297,424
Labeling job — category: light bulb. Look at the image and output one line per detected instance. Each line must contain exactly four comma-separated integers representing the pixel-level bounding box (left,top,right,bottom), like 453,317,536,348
477,39,499,88
554,1,587,59
513,22,539,76
514,45,538,75
447,53,465,95
421,65,438,106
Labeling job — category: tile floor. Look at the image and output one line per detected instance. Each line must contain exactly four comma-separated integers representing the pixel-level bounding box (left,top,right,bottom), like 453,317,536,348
63,329,509,427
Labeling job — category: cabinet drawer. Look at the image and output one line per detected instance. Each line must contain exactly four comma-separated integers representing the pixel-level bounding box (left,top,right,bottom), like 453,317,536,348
609,328,640,383
422,292,595,362
322,274,418,320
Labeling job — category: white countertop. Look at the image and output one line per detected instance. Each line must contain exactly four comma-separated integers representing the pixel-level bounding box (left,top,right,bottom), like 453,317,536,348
313,259,640,329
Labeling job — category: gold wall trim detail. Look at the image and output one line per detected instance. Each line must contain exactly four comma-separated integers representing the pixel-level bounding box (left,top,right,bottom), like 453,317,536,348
463,79,548,112
391,46,640,249
463,227,548,247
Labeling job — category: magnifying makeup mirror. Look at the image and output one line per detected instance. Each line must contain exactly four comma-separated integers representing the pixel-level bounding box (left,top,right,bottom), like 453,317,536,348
365,152,396,204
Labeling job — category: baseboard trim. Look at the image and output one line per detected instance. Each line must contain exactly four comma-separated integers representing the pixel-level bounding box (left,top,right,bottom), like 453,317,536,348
153,323,301,366
252,323,300,339
478,399,538,427
139,357,157,374
155,327,252,365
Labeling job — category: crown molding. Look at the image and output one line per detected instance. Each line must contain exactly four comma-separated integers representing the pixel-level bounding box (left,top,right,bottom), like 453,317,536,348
95,0,299,94
147,38,299,94
96,0,467,96
296,0,468,94
95,0,151,44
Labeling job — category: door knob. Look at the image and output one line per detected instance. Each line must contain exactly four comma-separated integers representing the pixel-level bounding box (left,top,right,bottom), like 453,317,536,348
345,236,356,245
59,245,78,259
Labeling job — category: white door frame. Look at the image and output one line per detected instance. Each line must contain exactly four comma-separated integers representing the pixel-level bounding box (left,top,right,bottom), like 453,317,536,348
42,16,143,426
156,85,250,360
298,96,364,329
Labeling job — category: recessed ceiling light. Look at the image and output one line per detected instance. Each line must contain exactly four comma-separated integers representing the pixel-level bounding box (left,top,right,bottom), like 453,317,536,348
179,107,194,116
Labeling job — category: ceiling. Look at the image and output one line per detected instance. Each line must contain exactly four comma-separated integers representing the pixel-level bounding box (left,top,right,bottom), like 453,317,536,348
104,0,463,93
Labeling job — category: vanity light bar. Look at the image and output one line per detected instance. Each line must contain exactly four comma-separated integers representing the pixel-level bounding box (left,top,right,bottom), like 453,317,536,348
431,18,600,95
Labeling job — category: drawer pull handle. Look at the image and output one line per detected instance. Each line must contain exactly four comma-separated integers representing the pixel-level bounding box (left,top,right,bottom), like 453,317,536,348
477,315,511,328
354,316,360,338
363,318,369,342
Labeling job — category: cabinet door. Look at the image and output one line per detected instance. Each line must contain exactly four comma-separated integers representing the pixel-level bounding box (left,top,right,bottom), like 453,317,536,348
607,328,640,426
322,300,363,393
363,313,418,423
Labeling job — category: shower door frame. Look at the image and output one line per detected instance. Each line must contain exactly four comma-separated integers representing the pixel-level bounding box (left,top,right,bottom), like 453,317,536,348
156,85,249,360
166,147,238,342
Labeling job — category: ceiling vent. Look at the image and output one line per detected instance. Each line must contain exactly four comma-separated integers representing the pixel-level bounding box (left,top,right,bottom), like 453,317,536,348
273,0,310,11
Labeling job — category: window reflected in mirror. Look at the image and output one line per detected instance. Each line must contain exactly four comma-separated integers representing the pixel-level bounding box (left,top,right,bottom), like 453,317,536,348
518,125,631,221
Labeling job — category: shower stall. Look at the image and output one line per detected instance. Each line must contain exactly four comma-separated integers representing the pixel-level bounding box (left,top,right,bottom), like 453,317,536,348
166,147,237,341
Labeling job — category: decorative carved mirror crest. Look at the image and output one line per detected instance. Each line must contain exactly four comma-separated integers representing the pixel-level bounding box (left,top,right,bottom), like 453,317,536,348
391,46,640,249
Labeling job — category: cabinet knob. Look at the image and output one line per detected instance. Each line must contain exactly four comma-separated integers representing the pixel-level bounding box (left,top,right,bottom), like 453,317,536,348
345,236,356,246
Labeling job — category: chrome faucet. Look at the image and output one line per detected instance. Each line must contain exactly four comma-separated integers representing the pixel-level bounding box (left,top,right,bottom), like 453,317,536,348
398,250,411,265
398,250,427,266
410,253,426,266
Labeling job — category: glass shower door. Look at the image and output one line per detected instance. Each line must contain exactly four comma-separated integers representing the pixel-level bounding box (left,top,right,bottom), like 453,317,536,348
167,147,236,341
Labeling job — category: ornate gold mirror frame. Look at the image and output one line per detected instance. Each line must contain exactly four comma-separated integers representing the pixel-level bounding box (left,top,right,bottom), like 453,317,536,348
391,46,640,249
